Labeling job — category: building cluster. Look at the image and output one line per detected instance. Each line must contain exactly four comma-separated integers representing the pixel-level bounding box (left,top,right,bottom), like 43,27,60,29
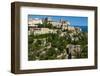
28,17,81,35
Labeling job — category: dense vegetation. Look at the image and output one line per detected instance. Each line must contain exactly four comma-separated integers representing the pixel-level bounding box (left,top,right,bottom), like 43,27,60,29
28,26,88,60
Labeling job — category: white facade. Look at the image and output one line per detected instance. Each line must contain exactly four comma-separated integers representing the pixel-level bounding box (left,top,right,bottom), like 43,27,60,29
28,27,57,35
34,28,57,35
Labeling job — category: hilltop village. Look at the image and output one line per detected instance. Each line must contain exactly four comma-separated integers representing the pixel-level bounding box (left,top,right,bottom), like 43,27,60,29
28,17,88,60
28,17,81,35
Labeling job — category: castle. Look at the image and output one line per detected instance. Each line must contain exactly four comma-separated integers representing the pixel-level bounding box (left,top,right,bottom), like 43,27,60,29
28,17,81,35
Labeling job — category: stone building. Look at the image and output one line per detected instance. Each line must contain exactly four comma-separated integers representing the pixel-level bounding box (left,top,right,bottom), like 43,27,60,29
28,17,81,35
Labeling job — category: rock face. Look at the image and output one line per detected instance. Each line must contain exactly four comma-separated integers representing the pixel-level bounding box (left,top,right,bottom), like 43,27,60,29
66,44,81,59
